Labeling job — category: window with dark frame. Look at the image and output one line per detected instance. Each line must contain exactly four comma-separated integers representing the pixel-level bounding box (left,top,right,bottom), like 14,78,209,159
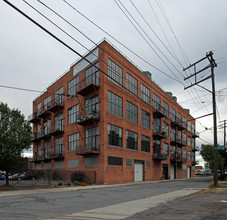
108,124,123,147
85,62,99,86
126,130,138,150
162,122,169,137
170,107,176,121
126,73,138,96
108,59,123,86
141,135,150,152
108,91,123,117
55,113,63,131
183,149,187,161
153,139,161,154
108,156,123,166
44,96,51,110
68,76,79,96
85,96,99,116
188,151,191,161
126,101,138,124
55,137,63,154
153,118,161,132
44,119,51,135
44,141,51,159
68,105,79,124
163,142,169,156
141,84,150,104
163,100,169,116
153,93,161,110
85,127,99,150
55,87,64,105
141,109,150,129
68,133,79,152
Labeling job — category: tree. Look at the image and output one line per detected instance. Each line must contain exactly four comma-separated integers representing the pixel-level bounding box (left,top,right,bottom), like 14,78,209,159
0,102,32,186
200,144,226,179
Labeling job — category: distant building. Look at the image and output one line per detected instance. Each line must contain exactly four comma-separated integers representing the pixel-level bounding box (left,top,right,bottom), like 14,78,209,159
29,39,199,184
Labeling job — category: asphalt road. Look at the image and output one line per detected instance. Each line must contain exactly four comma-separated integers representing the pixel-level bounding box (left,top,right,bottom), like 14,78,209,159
0,177,212,220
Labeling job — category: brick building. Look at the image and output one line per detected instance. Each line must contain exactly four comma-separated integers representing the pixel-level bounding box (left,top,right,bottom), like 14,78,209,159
29,39,199,184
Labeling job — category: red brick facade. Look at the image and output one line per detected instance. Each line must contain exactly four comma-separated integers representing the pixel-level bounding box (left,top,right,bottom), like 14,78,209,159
30,40,198,184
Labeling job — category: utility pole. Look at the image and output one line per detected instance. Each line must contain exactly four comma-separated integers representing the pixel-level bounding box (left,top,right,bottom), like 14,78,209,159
219,120,226,149
183,51,218,186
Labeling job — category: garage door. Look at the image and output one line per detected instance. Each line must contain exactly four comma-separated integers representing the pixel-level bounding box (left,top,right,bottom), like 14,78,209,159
170,164,175,180
134,162,143,182
187,167,191,178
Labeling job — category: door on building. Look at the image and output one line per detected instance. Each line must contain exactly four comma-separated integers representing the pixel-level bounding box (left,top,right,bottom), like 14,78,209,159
187,167,191,178
170,164,175,180
134,162,143,182
162,163,168,179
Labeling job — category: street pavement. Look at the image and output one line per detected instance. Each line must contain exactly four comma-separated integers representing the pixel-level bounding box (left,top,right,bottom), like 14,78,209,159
0,177,214,219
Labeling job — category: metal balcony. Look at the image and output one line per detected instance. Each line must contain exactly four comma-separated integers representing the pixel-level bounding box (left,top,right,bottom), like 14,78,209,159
152,101,166,118
170,153,177,161
153,127,167,140
76,146,99,156
76,75,99,96
49,125,64,136
192,130,199,138
37,105,51,119
41,128,52,140
51,151,64,160
170,116,185,130
192,145,200,152
153,153,167,160
76,111,100,126
170,137,183,146
47,99,64,113
32,132,42,142
28,112,40,123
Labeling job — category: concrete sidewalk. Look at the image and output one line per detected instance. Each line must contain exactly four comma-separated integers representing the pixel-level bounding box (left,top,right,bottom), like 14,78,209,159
42,188,201,220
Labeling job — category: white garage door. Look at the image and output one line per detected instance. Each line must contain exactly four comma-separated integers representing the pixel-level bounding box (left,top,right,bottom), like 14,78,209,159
170,164,175,180
187,167,191,178
134,162,143,182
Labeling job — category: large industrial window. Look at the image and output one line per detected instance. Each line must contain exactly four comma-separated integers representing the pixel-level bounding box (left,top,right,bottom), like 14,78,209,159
55,87,64,105
44,119,51,135
183,133,187,146
55,137,63,154
126,130,138,150
55,113,63,131
183,149,187,161
85,96,99,116
163,142,169,156
126,73,138,96
108,156,123,166
141,135,150,152
177,112,182,125
188,136,191,147
153,118,161,132
44,96,51,111
170,107,176,121
126,101,138,124
163,100,169,116
85,62,99,86
68,133,79,152
37,145,41,157
171,126,176,140
44,142,51,159
68,76,79,96
108,124,123,147
85,127,99,150
37,103,42,115
141,84,150,104
183,117,187,128
177,148,182,160
108,59,123,86
171,145,176,158
163,122,169,137
108,91,123,117
153,93,161,110
153,139,161,154
141,109,150,129
188,121,191,132
68,104,79,124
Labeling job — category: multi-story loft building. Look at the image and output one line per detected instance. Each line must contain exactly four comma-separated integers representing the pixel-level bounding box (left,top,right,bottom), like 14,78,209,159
29,39,199,184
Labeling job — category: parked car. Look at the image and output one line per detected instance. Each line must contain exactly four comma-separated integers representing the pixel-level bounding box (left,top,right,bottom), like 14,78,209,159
0,173,11,180
9,173,35,181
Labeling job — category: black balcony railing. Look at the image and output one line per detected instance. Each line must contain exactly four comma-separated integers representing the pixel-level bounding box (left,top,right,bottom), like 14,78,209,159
192,129,199,138
170,136,183,146
153,153,167,160
32,131,42,142
76,110,100,126
28,112,40,123
153,127,167,140
152,100,166,118
51,148,64,160
49,125,64,136
170,152,177,161
76,146,99,156
76,75,99,96
37,106,51,119
170,115,185,130
47,98,64,113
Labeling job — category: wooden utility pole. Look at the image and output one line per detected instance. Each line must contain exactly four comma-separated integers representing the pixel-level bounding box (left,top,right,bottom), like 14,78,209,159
183,51,218,186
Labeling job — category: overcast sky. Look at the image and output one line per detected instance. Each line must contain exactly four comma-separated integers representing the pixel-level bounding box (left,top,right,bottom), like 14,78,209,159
1,0,227,161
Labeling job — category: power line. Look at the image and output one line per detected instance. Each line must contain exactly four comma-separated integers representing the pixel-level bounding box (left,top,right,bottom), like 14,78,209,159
115,0,185,85
0,84,43,93
62,0,183,84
